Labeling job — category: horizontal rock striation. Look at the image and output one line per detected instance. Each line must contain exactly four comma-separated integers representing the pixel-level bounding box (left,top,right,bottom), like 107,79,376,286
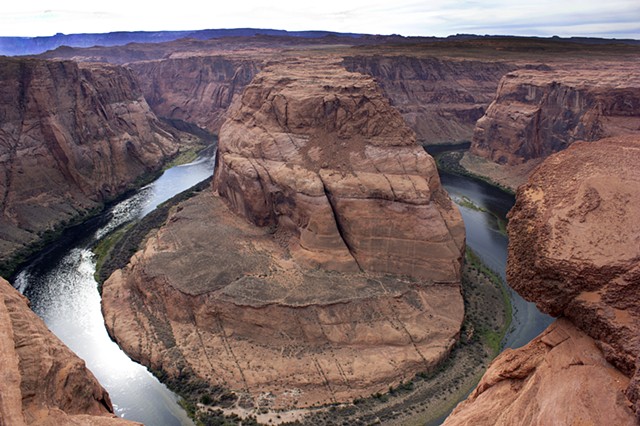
506,135,640,419
443,319,636,425
128,56,262,133
0,58,178,273
0,277,137,425
102,58,466,409
471,67,640,165
342,55,515,144
214,58,465,281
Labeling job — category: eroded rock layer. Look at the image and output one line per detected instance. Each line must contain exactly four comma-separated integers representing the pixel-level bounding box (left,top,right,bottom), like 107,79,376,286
507,135,640,418
214,58,465,282
0,277,137,425
0,58,178,271
342,55,515,144
102,58,465,408
472,66,640,165
443,319,636,425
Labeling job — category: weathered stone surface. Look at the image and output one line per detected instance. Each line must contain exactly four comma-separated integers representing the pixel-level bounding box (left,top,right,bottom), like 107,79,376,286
102,58,466,409
506,135,640,418
443,318,636,426
102,192,464,408
0,58,178,271
343,55,515,144
128,56,262,133
214,58,465,282
0,277,137,425
472,66,640,165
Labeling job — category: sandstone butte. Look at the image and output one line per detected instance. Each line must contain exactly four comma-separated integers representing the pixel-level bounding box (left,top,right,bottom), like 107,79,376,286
101,58,466,409
471,65,640,166
0,57,179,273
0,277,139,425
444,135,640,424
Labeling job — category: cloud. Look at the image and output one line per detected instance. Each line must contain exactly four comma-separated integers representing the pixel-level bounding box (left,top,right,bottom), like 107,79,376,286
0,0,638,38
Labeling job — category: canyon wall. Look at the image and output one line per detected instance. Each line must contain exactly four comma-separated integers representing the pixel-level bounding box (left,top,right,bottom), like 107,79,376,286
128,56,263,133
0,58,179,274
445,135,640,424
471,67,640,165
102,58,466,409
342,55,514,144
0,277,137,425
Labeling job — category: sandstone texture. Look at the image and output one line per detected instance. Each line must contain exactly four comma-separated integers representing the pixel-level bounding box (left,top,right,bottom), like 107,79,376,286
472,66,640,165
0,58,178,272
214,58,465,281
128,56,262,133
443,318,636,425
102,58,465,409
343,55,515,145
507,135,640,418
0,277,138,425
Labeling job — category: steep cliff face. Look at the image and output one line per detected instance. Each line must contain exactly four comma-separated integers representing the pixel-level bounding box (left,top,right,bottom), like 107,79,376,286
471,67,640,165
0,277,138,425
444,135,640,424
102,58,465,409
0,58,178,273
128,56,262,133
342,55,515,144
215,58,465,281
506,135,640,417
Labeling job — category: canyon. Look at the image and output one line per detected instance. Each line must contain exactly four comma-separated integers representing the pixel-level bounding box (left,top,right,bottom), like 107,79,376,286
0,57,181,276
0,34,639,425
101,58,466,410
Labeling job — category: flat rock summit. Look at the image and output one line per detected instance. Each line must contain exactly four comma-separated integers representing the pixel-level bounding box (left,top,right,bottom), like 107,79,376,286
101,58,466,408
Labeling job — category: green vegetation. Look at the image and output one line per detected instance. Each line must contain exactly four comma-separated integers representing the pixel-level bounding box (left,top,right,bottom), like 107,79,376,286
435,150,515,196
453,194,508,236
93,177,212,287
465,248,513,355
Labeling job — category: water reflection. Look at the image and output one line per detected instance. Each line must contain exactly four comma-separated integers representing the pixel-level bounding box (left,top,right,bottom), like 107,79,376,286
14,152,216,425
440,171,553,349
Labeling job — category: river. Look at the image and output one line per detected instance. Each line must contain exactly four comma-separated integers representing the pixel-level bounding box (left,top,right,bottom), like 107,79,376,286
13,153,216,425
11,146,551,425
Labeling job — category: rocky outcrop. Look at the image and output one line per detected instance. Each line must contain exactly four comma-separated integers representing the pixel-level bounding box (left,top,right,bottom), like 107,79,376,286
472,67,640,165
102,58,465,409
0,57,179,274
0,277,137,425
444,135,640,424
215,58,465,281
342,55,514,144
128,56,262,133
443,318,636,425
506,135,640,417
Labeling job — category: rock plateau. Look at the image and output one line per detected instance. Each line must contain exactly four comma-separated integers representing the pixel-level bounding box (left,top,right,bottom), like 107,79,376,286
102,58,466,409
0,277,137,425
471,66,640,165
0,57,179,274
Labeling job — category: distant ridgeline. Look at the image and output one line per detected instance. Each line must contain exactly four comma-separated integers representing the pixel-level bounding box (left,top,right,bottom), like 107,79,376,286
2,29,639,57
0,28,366,56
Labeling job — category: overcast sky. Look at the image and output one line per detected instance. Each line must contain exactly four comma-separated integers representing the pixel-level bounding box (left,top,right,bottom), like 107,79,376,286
2,0,639,39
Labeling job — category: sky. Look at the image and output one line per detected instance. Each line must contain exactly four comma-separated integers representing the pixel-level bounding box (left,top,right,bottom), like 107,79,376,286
1,0,639,39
